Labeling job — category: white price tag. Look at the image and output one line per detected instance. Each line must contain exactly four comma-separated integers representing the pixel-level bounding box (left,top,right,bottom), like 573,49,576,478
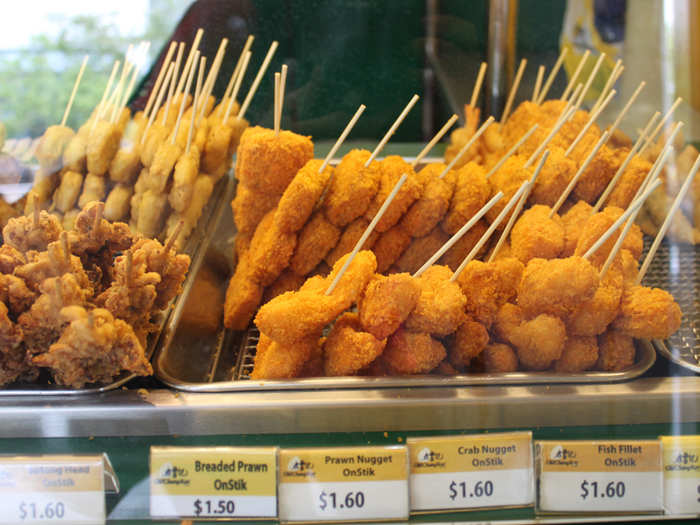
537,441,663,514
278,446,408,521
150,446,278,519
408,432,534,511
0,456,105,525
661,435,700,515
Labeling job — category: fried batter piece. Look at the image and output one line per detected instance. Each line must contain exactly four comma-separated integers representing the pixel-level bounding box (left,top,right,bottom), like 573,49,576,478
509,314,566,370
492,302,524,343
262,269,305,303
148,141,182,193
572,144,619,203
53,170,84,213
33,305,152,388
3,210,62,253
444,104,482,168
510,204,564,263
373,224,412,273
405,265,466,335
168,145,200,212
0,245,25,274
606,155,652,209
597,329,636,371
566,261,623,336
62,129,89,173
573,206,643,266
165,174,215,251
129,237,190,310
518,256,599,319
136,189,168,239
323,149,381,227
141,124,169,168
36,125,75,172
0,274,36,316
501,101,544,151
289,211,338,277
202,124,234,175
612,285,682,339
223,251,263,331
87,121,121,176
250,332,318,380
0,301,28,386
448,316,489,368
15,237,92,294
399,163,455,237
247,210,298,286
554,335,598,372
473,342,519,373
104,184,134,222
395,227,449,275
324,217,379,267
77,173,107,209
231,182,280,236
530,146,576,206
439,219,489,271
485,155,533,225
383,327,446,374
275,159,333,233
358,273,421,340
560,200,593,257
441,161,490,234
324,312,386,376
69,201,134,257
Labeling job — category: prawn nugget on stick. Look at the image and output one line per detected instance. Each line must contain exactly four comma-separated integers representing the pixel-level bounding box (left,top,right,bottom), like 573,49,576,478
518,256,599,319
597,329,636,371
250,333,319,380
223,254,263,331
448,316,489,368
510,204,564,263
400,163,455,237
275,159,333,233
324,218,379,267
323,149,381,227
235,126,313,194
485,156,533,225
358,273,421,340
395,227,449,274
473,343,519,373
248,210,298,286
168,145,200,212
289,211,339,277
441,162,490,234
612,285,682,339
509,314,566,370
405,265,466,336
554,335,599,372
53,170,83,213
372,224,412,273
87,121,121,176
439,220,489,272
36,125,75,172
383,327,446,375
323,312,386,376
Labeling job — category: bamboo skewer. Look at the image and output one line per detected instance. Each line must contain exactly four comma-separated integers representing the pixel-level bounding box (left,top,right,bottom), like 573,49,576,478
60,55,89,127
144,42,176,117
564,89,616,157
175,28,204,96
500,58,527,127
319,104,366,174
273,72,281,135
275,64,288,136
171,50,199,144
561,49,590,100
162,43,184,126
325,174,409,295
639,97,683,156
536,47,568,104
532,65,545,102
197,38,228,124
486,124,539,179
120,42,151,113
140,62,175,145
523,106,576,168
633,122,683,200
224,35,254,102
411,114,459,168
603,81,646,144
239,41,279,119
94,60,121,128
599,204,645,278
574,52,606,110
437,116,495,179
187,56,206,154
591,59,622,113
365,94,420,167
223,51,252,124
470,62,488,108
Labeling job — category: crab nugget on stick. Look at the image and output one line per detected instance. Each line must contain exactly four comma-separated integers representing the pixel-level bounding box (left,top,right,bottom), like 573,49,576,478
530,146,576,206
509,314,566,370
359,273,421,340
383,327,446,375
439,220,488,272
323,149,380,227
510,204,564,263
554,335,599,372
612,285,682,339
364,155,421,233
561,200,593,256
448,317,489,368
406,265,466,336
324,312,386,376
275,159,333,233
574,206,643,266
566,261,623,336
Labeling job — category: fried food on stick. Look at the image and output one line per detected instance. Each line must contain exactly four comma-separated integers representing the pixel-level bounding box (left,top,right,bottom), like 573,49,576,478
136,190,168,238
606,155,653,209
0,301,27,386
560,200,593,256
566,260,623,336
554,335,598,372
473,342,519,373
509,314,566,370
53,170,83,213
250,333,318,380
69,201,133,257
0,274,36,316
510,204,565,263
130,237,190,310
325,218,379,267
492,302,524,343
612,285,682,339
439,219,489,271
358,273,421,340
0,245,25,274
223,251,263,331
247,210,298,286
141,124,169,168
324,312,386,376
87,121,121,176
109,148,141,185
77,173,107,209
148,141,182,193
3,210,62,252
444,103,483,168
395,227,449,274
168,145,200,212
289,211,338,277
573,206,643,266
201,124,234,175
441,161,490,234
323,149,380,227
405,265,466,336
262,269,305,303
372,224,412,274
400,163,455,237
448,316,489,369
232,183,280,236
530,146,576,206
36,125,75,172
597,328,636,371
572,144,619,203
165,173,215,251
104,184,134,222
485,156,533,225
383,327,446,374
275,159,333,233
63,129,89,173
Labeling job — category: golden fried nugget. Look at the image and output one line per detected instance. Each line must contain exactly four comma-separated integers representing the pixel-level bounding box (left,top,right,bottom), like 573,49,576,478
262,269,305,303
509,314,566,370
406,265,466,335
235,126,313,195
325,217,379,267
554,110,599,147
148,141,182,193
104,184,134,222
383,327,446,374
231,182,279,235
140,124,169,168
248,210,297,286
399,163,455,237
606,155,652,209
63,131,88,173
166,174,214,250
290,211,340,277
573,206,643,267
202,124,234,174
612,285,682,339
439,219,488,271
442,161,490,234
518,256,599,319
36,125,75,172
554,335,598,372
53,170,83,213
510,204,565,263
136,189,168,238
395,227,449,275
109,148,141,184
77,173,107,209
530,146,576,206
620,249,639,284
501,101,544,150
87,121,121,176
275,159,333,233
560,200,593,257
359,273,421,340
566,261,623,336
324,312,386,376
485,155,533,225
250,333,317,380
448,316,489,368
364,155,422,233
572,144,619,203
492,302,524,343
373,224,412,274
168,146,200,212
475,343,519,373
596,329,636,371
223,254,264,331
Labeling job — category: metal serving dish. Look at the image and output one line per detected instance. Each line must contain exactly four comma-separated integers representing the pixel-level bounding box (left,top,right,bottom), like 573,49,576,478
0,174,235,396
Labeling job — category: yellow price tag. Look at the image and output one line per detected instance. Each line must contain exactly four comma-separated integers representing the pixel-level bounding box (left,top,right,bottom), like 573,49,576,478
660,435,700,514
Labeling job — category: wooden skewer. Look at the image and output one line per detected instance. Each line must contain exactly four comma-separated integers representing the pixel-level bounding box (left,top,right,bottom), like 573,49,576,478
574,52,606,110
523,106,576,168
564,88,616,157
582,178,662,260
591,59,622,113
54,276,64,304
187,56,206,154
87,309,95,329
60,55,89,127
561,49,590,100
175,28,204,95
451,180,531,281
600,203,645,278
93,202,104,237
550,130,610,217
273,72,281,135
223,50,252,124
413,191,504,278
197,39,229,124
603,81,646,144
162,44,184,126
437,116,495,179
470,62,488,108
141,62,175,144
167,42,186,104
592,111,660,213
224,35,254,102
633,122,683,200
637,153,700,284
319,104,366,173
165,220,185,253
325,174,409,295
500,58,527,127
365,94,420,167
488,150,550,262
144,42,176,117
94,60,121,127
411,114,459,168
486,123,539,179
278,64,288,130
171,49,199,144
120,42,151,112
536,47,568,104
239,41,279,119
639,97,683,156
532,65,545,102
274,64,288,136
564,82,583,104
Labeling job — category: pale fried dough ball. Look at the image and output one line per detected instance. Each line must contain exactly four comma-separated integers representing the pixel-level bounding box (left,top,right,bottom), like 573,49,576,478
36,125,75,171
63,131,88,173
104,184,134,222
399,163,455,237
612,285,682,339
324,217,379,267
136,189,168,238
510,204,564,263
141,124,168,168
109,148,141,184
441,162,490,234
290,211,340,277
448,316,489,368
53,171,83,213
438,219,488,272
202,124,234,174
324,312,386,376
509,314,566,370
597,329,636,371
406,265,466,335
554,335,598,372
359,273,421,340
373,224,412,274
383,327,446,375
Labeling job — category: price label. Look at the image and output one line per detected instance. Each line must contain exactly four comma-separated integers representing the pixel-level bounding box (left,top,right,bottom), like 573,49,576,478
278,446,408,521
660,435,700,515
407,432,534,511
149,446,278,519
0,455,105,525
536,440,663,513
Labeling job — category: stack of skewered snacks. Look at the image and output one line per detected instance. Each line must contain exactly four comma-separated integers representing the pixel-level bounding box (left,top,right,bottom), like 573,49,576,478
0,200,190,388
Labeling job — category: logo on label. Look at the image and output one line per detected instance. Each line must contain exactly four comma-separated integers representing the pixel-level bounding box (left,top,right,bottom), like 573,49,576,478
665,450,700,472
154,462,190,486
417,448,444,462
546,445,578,467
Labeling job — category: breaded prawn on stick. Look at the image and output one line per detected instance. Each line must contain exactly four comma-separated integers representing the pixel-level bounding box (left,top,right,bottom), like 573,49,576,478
250,333,321,380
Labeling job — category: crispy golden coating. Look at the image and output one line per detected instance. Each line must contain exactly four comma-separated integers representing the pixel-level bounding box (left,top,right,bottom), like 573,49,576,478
109,147,141,184
78,173,107,209
36,125,75,172
69,201,133,257
406,265,466,335
202,124,234,174
0,301,27,385
448,316,489,368
606,155,652,209
439,219,489,272
442,161,490,234
324,312,386,376
359,273,421,340
566,261,623,336
518,256,599,319
250,333,317,380
53,171,83,213
554,335,598,372
262,269,305,303
501,101,544,151
620,249,639,284
510,204,564,263
235,126,313,195
509,314,566,370
492,302,524,344
383,327,446,374
486,155,533,225
289,211,338,277
560,200,593,257
87,121,121,176
395,227,449,275
364,155,422,233
325,217,379,267
3,210,62,253
444,105,482,169
322,149,381,227
168,146,200,212
246,210,297,286
399,163,455,237
223,252,263,331
0,274,36,316
572,144,619,203
473,342,519,373
148,141,182,193
373,224,412,274
612,285,682,339
554,110,598,147
530,146,576,206
141,124,168,168
597,329,636,371
62,130,88,173
573,206,643,266
104,184,134,223
231,182,279,236
275,159,333,233
457,258,524,327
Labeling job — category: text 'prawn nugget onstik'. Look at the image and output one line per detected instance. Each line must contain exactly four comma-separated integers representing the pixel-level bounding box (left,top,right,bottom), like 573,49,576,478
405,265,466,336
612,285,682,340
400,163,455,237
441,161,490,234
383,327,446,375
275,159,333,234
509,314,566,370
510,204,564,263
323,312,386,376
359,273,421,340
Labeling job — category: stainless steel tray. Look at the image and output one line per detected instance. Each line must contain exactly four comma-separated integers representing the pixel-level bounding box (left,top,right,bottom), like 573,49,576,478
0,173,235,396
